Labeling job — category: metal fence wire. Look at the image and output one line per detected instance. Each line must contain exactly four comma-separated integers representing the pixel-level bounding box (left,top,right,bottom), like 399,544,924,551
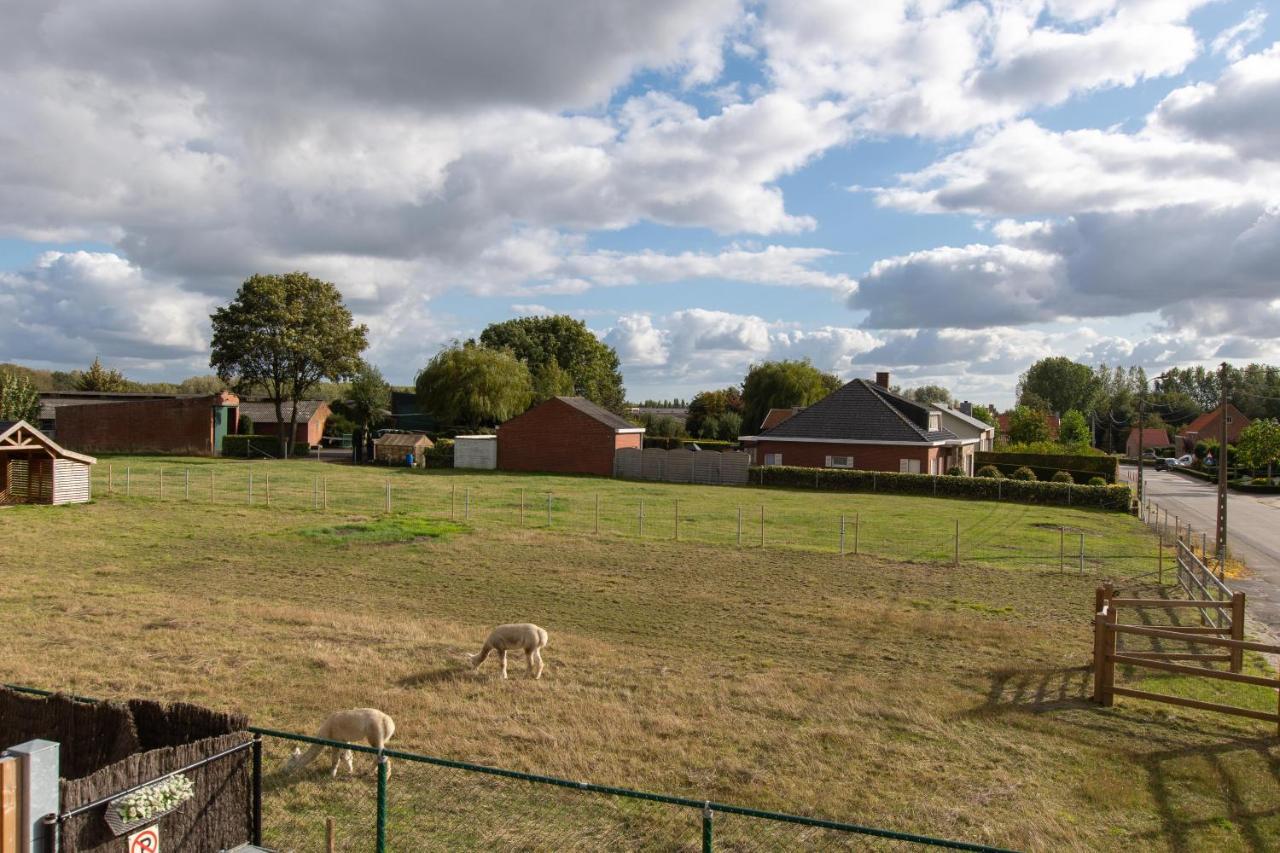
252,727,1013,853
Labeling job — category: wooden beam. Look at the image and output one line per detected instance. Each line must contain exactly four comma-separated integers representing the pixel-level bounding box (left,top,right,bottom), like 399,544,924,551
1111,686,1280,724
1112,623,1280,654
1111,654,1280,688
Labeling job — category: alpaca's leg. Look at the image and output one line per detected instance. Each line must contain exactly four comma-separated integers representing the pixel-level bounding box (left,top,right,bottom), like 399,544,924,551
531,648,544,679
329,748,341,777
524,650,534,676
344,749,354,775
498,649,508,679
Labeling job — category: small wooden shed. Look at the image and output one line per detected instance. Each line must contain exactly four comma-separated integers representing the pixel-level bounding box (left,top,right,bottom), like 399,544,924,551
0,420,96,505
373,431,434,466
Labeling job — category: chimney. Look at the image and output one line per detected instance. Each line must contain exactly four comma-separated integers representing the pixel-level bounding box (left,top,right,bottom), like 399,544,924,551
958,400,972,416
875,371,890,388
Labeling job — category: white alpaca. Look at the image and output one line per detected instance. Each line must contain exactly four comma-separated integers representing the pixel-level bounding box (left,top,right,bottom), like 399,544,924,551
282,708,396,777
470,623,549,679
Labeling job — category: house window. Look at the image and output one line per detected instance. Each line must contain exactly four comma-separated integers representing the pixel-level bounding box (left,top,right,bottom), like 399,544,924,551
928,413,941,431
825,455,854,468
899,459,921,474
764,453,783,466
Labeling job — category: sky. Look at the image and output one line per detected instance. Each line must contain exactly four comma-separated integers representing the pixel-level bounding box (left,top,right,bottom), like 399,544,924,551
1,0,1278,407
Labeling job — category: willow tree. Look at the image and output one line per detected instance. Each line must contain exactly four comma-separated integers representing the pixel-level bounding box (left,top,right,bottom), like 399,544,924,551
210,272,368,457
415,343,532,430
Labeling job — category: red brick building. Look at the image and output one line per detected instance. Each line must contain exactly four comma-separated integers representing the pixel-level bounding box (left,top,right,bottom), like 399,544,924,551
740,373,980,475
54,392,240,456
237,400,331,447
1179,403,1250,453
498,396,644,477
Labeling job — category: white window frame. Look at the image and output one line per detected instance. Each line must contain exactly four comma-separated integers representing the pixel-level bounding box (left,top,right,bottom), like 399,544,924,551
763,452,783,466
825,455,854,469
899,458,921,474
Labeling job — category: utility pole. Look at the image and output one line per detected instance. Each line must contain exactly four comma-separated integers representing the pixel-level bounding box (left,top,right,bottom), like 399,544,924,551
1137,393,1146,505
1216,361,1230,567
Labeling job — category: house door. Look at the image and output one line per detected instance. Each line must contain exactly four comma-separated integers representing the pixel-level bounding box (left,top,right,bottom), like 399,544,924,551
213,405,233,456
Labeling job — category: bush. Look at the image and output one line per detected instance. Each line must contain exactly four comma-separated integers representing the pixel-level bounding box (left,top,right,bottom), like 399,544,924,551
1051,471,1074,483
1012,466,1037,481
423,438,455,468
238,414,255,435
221,434,309,458
1088,476,1107,486
976,465,1003,478
750,465,1131,510
946,466,964,476
974,450,1117,483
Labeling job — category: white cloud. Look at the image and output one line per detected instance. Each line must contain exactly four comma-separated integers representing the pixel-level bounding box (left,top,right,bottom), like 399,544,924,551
1155,41,1280,161
1211,6,1267,62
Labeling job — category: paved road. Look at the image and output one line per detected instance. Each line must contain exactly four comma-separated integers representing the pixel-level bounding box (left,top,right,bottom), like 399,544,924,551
1131,466,1280,630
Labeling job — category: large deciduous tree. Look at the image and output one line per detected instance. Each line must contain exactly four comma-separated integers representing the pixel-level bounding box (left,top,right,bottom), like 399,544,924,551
904,384,953,406
332,361,392,435
1017,357,1099,416
1058,409,1091,448
0,370,40,422
741,360,842,434
478,315,624,412
686,387,744,438
210,272,368,457
1238,419,1280,481
77,357,129,392
415,343,532,430
1008,404,1051,445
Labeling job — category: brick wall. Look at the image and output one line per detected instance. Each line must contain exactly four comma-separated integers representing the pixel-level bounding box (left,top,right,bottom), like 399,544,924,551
747,440,941,473
498,399,638,476
56,395,232,455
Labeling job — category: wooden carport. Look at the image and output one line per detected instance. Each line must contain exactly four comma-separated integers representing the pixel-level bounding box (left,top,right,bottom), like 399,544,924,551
0,420,96,505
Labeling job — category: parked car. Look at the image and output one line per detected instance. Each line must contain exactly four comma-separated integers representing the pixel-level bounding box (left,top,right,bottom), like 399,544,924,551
1155,454,1194,471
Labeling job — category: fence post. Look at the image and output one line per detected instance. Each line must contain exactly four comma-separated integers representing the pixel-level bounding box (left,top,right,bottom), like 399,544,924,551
1059,526,1065,573
639,499,644,537
386,479,391,514
759,505,765,548
953,519,960,567
674,500,679,541
520,488,524,527
1157,526,1164,585
126,466,131,496
839,514,845,556
854,511,860,555
323,477,328,510
702,802,713,853
313,477,318,510
465,486,471,521
1102,604,1117,707
1092,587,1107,703
109,463,113,494
160,469,165,501
211,470,215,503
251,735,263,846
1230,592,1245,673
326,818,335,853
736,506,741,547
185,468,189,501
546,493,551,528
248,471,253,505
265,473,270,507
1079,534,1085,576
594,493,600,535
376,754,388,853
451,483,456,520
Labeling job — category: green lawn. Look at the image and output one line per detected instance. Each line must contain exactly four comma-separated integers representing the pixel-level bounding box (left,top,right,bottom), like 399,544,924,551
2,456,1276,851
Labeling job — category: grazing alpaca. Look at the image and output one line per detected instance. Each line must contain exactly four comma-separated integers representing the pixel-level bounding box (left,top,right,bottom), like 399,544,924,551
282,708,396,777
470,623,549,679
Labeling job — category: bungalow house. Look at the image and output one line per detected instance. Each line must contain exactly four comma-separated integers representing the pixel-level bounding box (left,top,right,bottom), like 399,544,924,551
739,373,981,475
1179,403,1250,453
931,403,996,457
1126,427,1173,458
237,399,331,448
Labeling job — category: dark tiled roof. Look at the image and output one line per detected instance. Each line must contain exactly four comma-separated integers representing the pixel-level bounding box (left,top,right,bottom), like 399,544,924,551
238,400,329,423
757,380,957,443
555,396,638,431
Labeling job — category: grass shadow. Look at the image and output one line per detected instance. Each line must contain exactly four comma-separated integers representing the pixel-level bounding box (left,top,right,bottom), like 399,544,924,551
397,665,473,688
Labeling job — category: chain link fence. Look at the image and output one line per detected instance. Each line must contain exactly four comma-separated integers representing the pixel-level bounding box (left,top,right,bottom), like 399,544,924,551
91,461,1158,578
253,727,1012,852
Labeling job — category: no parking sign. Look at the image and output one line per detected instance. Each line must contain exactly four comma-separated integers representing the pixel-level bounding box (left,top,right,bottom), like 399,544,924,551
127,825,160,853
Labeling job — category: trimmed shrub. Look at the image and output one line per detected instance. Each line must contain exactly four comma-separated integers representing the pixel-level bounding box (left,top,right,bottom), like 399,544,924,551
976,465,1003,478
238,414,254,435
1012,466,1037,481
946,466,964,476
1051,471,1073,483
748,465,1131,510
424,438,455,468
1088,476,1107,486
974,450,1117,483
221,434,309,458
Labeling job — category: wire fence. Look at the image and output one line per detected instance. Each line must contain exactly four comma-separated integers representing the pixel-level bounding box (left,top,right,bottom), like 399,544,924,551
252,727,1014,852
90,461,1158,577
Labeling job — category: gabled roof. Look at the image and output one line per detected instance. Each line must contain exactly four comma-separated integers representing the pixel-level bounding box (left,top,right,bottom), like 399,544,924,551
553,396,640,431
0,420,96,464
238,400,330,424
374,432,434,449
931,403,994,433
761,407,803,430
756,380,959,444
1129,427,1173,448
1182,403,1248,436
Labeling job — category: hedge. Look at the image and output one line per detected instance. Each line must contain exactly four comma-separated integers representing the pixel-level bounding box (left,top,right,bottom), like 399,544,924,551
751,465,1132,511
643,436,738,450
974,450,1119,484
1171,466,1280,493
220,434,310,458
424,438,455,468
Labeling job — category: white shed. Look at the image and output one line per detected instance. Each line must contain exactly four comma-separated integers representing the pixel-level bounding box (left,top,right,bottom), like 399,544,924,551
454,435,497,470
0,420,96,505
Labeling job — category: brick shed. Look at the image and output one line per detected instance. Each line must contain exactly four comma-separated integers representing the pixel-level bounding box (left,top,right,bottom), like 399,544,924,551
54,392,239,456
236,399,331,448
498,396,644,477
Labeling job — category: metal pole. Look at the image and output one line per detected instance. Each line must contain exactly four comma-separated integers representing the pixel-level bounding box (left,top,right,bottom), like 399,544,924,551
265,473,270,507
324,477,328,510
1059,526,1065,573
251,735,263,846
211,470,215,503
519,488,524,527
546,493,552,527
594,493,599,535
839,513,845,556
313,477,318,510
160,469,164,501
1217,361,1230,567
1137,392,1146,504
1079,534,1085,575
736,506,741,547
854,511,860,555
702,802,713,853
376,754,388,853
1158,522,1164,585
109,463,113,494
953,519,959,567
185,468,189,501
386,479,391,513
674,499,679,540
248,471,253,505
465,486,471,521
639,499,644,537
126,466,131,496
760,505,765,548
451,484,456,520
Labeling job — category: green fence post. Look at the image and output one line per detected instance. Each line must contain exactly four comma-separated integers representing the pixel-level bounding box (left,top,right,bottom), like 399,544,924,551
251,735,263,846
377,754,388,853
702,802,713,852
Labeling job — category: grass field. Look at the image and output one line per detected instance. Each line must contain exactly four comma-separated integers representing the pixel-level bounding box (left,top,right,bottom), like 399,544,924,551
3,456,1279,851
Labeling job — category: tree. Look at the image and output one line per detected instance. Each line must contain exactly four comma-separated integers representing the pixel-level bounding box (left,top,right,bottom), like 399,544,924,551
77,357,129,392
717,411,743,441
971,405,997,427
0,370,40,422
332,361,392,435
178,375,226,395
1017,357,1099,415
741,360,841,434
415,343,532,430
1008,405,1050,444
1238,419,1280,481
905,384,952,406
686,387,744,437
478,315,625,412
531,359,575,403
210,272,368,457
1059,409,1091,448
